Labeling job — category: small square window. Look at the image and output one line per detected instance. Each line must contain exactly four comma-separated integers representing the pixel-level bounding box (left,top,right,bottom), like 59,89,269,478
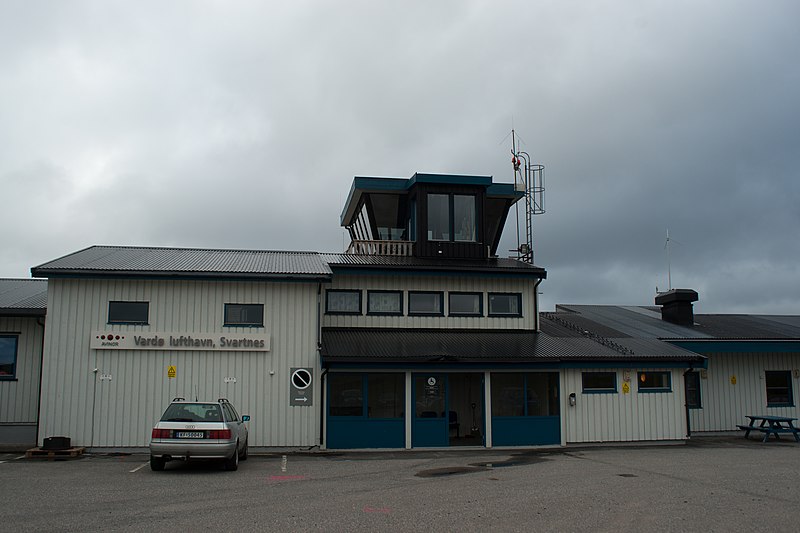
367,291,403,315
765,371,793,407
488,293,522,317
448,293,482,316
0,335,18,379
224,304,264,327
108,301,149,324
582,372,617,393
638,371,672,392
326,290,361,315
408,292,443,316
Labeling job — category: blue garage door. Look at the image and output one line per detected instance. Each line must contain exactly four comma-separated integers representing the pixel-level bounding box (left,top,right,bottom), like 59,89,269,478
326,373,405,449
491,372,560,446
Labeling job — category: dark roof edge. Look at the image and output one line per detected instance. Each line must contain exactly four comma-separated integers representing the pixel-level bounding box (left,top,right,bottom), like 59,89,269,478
326,263,547,277
0,308,46,317
29,269,332,282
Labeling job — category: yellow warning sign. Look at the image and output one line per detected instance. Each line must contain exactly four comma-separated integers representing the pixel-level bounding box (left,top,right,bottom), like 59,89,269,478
622,382,630,394
168,365,177,379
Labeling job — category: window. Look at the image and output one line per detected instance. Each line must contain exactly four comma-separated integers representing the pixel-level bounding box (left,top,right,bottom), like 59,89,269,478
448,292,482,316
0,335,18,379
367,291,402,315
685,371,702,408
491,373,559,417
108,301,149,324
329,373,404,418
367,374,404,418
427,193,477,243
224,304,264,327
638,371,672,392
329,374,363,416
427,193,450,241
765,371,793,407
582,372,617,393
326,290,361,315
408,291,443,316
488,293,522,317
453,194,476,242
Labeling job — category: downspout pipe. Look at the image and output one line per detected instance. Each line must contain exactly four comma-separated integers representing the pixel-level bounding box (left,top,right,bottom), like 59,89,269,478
533,278,543,331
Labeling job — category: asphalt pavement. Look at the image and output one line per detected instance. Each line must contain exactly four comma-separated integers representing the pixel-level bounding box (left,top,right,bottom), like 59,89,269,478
1,436,798,532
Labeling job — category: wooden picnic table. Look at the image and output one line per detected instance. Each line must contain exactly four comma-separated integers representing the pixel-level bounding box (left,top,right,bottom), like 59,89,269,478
737,415,800,443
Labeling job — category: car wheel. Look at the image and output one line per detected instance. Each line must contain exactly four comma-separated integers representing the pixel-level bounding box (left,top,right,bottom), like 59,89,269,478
239,439,248,461
150,455,166,471
224,443,239,471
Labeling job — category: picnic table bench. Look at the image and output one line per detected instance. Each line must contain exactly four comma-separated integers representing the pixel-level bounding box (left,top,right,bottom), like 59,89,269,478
737,415,800,443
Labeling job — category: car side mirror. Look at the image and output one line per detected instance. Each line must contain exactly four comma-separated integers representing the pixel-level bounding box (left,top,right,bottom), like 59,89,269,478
242,415,250,422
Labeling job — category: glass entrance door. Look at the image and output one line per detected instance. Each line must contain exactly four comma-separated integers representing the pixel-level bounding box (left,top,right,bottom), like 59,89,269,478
412,374,448,447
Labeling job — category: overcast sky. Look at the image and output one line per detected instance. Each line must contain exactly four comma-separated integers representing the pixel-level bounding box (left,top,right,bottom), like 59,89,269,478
1,1,798,314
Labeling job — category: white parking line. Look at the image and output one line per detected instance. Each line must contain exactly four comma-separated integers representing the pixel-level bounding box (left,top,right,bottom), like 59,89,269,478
15,455,25,460
129,462,149,473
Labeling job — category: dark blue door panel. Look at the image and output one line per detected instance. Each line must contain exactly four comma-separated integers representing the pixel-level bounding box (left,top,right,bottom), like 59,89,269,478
491,416,560,446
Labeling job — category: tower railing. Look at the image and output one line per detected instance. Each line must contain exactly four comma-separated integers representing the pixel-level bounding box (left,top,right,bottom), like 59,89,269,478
345,240,414,256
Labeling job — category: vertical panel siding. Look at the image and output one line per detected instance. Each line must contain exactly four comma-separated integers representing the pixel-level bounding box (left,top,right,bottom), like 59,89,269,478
322,274,536,330
39,278,321,448
689,352,800,432
0,317,43,424
562,368,686,443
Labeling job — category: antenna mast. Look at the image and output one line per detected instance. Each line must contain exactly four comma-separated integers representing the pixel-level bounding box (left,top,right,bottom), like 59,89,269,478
510,129,545,264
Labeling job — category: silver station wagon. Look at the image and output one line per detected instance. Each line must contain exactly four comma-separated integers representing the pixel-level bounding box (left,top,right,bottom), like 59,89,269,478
149,398,250,471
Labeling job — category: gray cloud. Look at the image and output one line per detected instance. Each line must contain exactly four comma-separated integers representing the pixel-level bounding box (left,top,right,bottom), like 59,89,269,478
2,0,798,314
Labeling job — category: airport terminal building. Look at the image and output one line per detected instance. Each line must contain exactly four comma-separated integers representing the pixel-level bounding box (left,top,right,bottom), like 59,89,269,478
5,173,797,450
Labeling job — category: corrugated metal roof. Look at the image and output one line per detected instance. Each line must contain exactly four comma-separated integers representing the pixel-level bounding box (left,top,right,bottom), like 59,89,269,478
688,314,800,339
322,253,546,276
556,304,800,341
31,245,332,279
0,278,47,315
558,305,712,339
320,328,703,364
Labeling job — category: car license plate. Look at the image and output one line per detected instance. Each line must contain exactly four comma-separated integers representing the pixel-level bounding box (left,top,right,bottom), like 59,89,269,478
176,431,204,439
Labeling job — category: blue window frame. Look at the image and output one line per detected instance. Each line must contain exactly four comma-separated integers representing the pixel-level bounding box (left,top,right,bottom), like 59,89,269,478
582,372,617,393
224,303,264,327
108,301,149,325
0,335,18,379
637,371,672,393
326,290,362,315
448,292,482,316
367,290,403,316
765,371,793,407
408,291,444,316
488,293,522,317
328,373,404,418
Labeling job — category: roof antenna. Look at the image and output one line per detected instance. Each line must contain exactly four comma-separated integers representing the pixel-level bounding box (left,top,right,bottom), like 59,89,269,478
664,229,682,291
508,129,546,264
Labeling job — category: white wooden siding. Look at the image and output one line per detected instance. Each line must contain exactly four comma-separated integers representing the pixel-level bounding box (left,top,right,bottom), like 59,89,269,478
690,352,800,432
562,368,687,443
323,274,536,330
39,278,321,448
0,317,43,425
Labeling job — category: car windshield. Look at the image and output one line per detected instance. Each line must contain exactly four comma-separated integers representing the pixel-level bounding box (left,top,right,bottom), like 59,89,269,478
161,403,223,422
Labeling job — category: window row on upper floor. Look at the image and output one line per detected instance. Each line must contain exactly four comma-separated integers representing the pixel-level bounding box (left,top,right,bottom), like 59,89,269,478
325,289,522,318
106,301,264,327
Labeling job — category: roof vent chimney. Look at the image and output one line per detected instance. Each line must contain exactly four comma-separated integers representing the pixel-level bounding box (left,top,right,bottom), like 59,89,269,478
655,289,698,326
